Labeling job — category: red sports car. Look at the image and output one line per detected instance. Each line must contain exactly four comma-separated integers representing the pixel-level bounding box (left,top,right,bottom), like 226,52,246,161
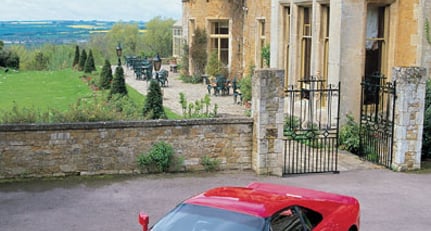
139,182,360,231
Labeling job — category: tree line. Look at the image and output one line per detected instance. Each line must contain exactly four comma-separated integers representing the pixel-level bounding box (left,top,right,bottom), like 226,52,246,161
0,17,176,71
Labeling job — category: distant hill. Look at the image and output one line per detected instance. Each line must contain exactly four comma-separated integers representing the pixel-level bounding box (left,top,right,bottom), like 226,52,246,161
0,20,146,47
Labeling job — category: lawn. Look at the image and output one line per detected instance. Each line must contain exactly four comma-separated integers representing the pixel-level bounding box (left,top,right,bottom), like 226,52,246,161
0,69,91,112
0,69,180,120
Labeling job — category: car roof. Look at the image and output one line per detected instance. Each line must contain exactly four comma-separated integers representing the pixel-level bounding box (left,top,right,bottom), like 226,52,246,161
184,182,358,218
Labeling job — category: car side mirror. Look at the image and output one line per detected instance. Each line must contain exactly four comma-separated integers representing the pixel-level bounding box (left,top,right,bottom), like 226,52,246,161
138,212,149,231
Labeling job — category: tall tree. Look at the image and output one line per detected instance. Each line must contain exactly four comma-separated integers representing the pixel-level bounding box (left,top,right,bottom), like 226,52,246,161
78,49,87,71
142,17,175,57
143,80,166,119
110,66,127,97
99,59,113,89
72,45,80,69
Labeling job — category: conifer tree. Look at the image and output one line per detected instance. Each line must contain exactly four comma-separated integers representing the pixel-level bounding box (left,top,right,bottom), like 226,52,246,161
143,80,166,119
89,49,96,71
99,59,113,89
78,49,87,71
84,50,95,73
72,45,80,69
110,66,127,97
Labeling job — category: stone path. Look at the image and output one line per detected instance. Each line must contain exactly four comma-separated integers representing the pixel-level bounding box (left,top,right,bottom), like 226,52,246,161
124,65,247,117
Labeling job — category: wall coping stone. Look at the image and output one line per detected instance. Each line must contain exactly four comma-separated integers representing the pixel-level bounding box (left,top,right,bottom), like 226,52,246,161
0,117,253,132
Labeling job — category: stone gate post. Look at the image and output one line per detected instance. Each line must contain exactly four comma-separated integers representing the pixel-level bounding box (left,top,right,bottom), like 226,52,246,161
252,69,285,176
392,66,427,171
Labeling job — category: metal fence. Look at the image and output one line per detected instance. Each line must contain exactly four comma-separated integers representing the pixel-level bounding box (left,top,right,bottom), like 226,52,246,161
359,73,396,168
283,78,340,175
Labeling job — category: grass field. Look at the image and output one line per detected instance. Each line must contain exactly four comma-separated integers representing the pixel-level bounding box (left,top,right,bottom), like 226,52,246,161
0,69,179,121
0,69,92,112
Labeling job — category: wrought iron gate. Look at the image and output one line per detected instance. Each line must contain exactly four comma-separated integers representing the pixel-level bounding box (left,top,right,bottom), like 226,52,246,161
359,72,396,168
283,78,340,175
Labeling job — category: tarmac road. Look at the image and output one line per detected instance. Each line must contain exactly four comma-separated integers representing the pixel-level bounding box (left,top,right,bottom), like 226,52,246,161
1,169,431,231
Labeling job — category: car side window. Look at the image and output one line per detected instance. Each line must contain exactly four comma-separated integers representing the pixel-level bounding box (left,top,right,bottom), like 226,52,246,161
270,206,322,231
270,207,305,231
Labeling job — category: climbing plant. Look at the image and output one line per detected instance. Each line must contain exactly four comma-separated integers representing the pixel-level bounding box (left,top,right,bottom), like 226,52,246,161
426,18,431,45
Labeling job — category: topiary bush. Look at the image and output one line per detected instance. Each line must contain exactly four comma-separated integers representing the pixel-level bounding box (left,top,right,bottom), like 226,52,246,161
137,141,175,173
142,80,166,119
99,59,113,89
109,66,128,98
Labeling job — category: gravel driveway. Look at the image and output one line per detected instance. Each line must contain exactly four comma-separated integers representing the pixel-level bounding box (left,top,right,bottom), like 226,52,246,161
1,169,430,231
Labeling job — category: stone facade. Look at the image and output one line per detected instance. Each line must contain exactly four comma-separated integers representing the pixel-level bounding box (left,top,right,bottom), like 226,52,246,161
181,0,271,78
182,0,430,123
0,118,253,179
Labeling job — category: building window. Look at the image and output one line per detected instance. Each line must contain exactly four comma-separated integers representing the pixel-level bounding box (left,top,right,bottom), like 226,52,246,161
300,6,312,80
365,5,388,76
320,5,329,82
257,19,266,68
173,27,183,57
209,20,229,66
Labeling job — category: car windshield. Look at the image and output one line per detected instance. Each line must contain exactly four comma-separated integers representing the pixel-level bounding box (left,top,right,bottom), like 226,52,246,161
151,203,266,231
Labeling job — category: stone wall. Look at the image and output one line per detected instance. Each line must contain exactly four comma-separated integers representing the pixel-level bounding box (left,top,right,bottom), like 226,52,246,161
0,118,253,179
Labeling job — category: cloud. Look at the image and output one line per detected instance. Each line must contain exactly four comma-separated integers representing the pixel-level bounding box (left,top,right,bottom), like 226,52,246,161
0,0,182,21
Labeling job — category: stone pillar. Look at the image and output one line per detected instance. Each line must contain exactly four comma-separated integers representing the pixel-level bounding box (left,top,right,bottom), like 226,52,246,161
392,66,427,171
252,69,285,176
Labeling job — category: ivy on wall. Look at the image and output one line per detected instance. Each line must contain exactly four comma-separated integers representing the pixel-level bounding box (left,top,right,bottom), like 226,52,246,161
426,18,431,45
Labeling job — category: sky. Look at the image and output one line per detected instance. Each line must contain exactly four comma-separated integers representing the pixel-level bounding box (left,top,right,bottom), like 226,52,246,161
0,0,182,21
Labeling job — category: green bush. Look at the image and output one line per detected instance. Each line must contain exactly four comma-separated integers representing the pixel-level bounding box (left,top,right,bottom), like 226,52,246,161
180,73,202,84
261,44,270,67
99,59,113,89
137,141,175,173
78,49,87,71
200,155,221,172
143,80,166,119
239,65,254,102
110,66,128,97
339,114,360,154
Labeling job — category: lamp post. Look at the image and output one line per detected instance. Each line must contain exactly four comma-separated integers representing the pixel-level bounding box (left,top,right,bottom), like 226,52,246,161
153,53,161,80
116,42,123,66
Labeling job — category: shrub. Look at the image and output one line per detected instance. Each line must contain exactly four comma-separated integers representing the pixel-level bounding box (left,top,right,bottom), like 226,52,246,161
137,141,174,173
30,51,49,71
72,45,80,69
200,155,221,172
339,114,360,154
179,92,217,118
205,51,223,78
143,80,166,119
99,59,113,89
110,66,128,97
84,49,96,73
180,74,202,84
261,44,270,67
0,50,20,69
78,49,87,71
239,65,254,102
190,27,207,77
